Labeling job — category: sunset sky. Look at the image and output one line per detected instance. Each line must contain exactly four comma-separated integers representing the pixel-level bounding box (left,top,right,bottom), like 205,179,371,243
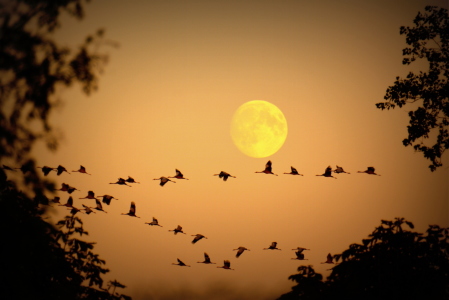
27,0,449,299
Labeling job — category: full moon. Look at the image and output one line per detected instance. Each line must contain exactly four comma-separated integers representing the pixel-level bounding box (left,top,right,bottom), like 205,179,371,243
230,100,288,158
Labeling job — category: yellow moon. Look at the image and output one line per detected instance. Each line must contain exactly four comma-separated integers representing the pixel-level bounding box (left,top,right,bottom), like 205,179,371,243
230,100,288,158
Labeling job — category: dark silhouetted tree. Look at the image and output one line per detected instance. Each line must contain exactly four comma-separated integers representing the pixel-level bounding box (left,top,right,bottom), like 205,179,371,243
278,218,449,300
376,6,448,171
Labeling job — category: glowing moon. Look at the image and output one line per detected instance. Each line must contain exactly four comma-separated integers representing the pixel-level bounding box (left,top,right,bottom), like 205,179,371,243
230,100,288,158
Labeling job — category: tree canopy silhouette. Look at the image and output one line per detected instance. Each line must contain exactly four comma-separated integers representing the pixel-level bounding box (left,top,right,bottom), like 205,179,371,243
376,6,448,171
0,1,128,299
0,0,112,193
278,218,449,300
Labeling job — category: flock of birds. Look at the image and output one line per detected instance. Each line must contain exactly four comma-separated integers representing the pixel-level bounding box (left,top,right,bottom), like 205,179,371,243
2,160,380,270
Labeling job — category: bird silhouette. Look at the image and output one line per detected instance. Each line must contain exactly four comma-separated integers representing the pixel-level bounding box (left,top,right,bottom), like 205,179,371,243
37,166,55,176
358,166,381,176
145,217,162,227
59,196,74,208
93,199,107,213
217,260,234,270
316,166,337,179
153,177,176,186
197,252,216,264
172,258,190,267
292,251,308,260
213,171,236,181
292,247,310,252
169,225,186,235
50,196,60,203
334,165,350,174
125,176,140,184
72,165,91,175
263,242,281,250
110,178,131,187
233,246,250,258
321,253,335,264
191,234,207,244
97,195,118,205
284,166,303,176
256,160,278,176
82,204,96,215
121,201,139,218
79,191,97,200
1,165,15,171
55,165,70,176
169,169,189,180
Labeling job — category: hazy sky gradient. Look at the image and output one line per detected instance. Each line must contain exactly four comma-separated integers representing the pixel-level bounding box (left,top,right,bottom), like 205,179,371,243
27,1,449,299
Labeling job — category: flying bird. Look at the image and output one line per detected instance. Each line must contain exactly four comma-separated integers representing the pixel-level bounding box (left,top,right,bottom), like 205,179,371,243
256,160,278,176
79,190,97,200
145,217,162,227
153,176,176,186
172,258,190,267
233,246,250,258
37,166,55,176
1,165,15,171
213,171,236,181
82,204,96,215
292,247,310,252
321,253,335,264
169,225,186,235
169,169,189,180
121,201,139,218
284,166,303,176
72,165,91,175
125,176,140,184
316,166,337,179
55,165,70,176
97,195,118,205
93,199,107,213
50,196,60,203
263,242,281,250
197,252,215,264
217,260,234,270
358,166,381,176
59,196,74,208
191,234,207,244
15,164,32,174
110,178,131,187
334,165,350,174
292,251,308,260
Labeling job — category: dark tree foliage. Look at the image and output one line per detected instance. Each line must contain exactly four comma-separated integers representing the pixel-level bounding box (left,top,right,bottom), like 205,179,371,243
376,6,449,171
278,218,449,300
0,172,131,299
0,0,110,193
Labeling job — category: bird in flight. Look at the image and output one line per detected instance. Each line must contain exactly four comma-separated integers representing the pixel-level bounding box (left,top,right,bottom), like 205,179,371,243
110,178,131,187
316,166,337,179
191,234,207,244
55,165,70,176
263,242,281,250
37,166,55,176
97,195,118,205
217,260,234,270
172,258,190,267
197,252,215,264
169,169,189,180
321,253,335,264
292,251,308,260
284,166,303,176
213,171,236,181
256,160,278,176
79,191,97,200
93,199,107,213
1,164,15,171
121,202,139,218
57,183,79,194
125,176,140,184
169,225,186,235
59,196,75,208
145,217,162,227
72,165,91,175
358,166,381,176
233,246,250,258
82,204,96,215
333,165,350,174
153,176,176,186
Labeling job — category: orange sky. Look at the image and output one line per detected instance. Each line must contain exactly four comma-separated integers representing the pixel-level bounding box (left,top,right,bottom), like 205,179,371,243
27,0,449,299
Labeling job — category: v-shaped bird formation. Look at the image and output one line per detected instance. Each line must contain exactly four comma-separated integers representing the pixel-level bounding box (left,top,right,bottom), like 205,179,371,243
2,160,381,271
